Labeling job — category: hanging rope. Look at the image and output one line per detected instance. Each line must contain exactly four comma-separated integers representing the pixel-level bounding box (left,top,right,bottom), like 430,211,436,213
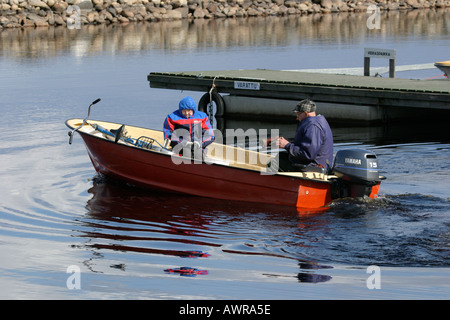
207,75,220,126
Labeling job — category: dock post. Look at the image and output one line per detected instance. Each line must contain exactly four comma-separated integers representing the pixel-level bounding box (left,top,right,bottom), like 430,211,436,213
364,57,371,76
364,48,396,78
389,58,396,78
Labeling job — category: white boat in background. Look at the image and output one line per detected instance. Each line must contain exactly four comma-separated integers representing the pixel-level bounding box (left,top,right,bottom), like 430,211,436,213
434,61,450,78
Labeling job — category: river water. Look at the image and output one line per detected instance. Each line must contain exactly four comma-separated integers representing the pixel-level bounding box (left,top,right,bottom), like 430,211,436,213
0,10,449,300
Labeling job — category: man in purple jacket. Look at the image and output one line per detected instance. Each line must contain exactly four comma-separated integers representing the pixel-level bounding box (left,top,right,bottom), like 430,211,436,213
277,99,334,172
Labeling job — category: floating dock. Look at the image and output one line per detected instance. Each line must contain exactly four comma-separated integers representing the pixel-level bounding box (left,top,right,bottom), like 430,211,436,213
148,69,450,123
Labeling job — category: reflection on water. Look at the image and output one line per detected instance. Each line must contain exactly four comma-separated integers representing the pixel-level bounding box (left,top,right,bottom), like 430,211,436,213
83,176,334,282
84,176,221,258
1,10,449,60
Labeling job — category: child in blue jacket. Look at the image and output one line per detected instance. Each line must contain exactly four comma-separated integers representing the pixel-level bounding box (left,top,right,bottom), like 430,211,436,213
163,96,215,152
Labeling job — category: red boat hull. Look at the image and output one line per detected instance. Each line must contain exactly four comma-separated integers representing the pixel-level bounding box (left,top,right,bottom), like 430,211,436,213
79,131,334,208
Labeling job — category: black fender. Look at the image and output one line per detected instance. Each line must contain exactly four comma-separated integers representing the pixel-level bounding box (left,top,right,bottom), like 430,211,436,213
198,89,225,118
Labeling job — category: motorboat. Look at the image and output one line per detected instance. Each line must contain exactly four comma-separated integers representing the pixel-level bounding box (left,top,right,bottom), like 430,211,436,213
66,99,384,209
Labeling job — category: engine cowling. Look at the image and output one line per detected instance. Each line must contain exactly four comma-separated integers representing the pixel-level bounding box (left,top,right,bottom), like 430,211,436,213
331,149,381,198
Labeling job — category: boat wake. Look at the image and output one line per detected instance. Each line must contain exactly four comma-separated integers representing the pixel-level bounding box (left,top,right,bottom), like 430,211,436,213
314,193,450,267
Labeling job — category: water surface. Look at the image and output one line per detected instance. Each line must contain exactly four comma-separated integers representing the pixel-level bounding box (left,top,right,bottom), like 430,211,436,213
0,11,449,299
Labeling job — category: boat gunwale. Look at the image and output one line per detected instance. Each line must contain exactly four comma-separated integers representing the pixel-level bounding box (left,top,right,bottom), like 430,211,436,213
65,118,335,184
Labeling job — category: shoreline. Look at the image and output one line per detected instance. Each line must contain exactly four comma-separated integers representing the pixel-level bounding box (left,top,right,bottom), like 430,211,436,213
1,0,449,29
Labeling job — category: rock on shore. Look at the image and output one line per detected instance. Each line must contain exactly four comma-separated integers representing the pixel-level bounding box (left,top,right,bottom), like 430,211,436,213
0,0,449,29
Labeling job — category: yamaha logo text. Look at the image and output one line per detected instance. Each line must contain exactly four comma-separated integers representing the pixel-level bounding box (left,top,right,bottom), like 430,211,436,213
345,157,362,165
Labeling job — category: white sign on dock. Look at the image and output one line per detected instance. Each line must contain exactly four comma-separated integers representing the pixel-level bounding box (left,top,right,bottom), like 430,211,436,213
364,48,396,78
234,81,260,90
364,48,396,59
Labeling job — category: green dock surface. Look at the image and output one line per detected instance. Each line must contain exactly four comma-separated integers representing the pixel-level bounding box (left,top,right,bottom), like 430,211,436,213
148,69,450,111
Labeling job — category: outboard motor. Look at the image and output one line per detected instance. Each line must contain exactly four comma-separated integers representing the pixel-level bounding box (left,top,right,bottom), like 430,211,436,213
331,149,381,198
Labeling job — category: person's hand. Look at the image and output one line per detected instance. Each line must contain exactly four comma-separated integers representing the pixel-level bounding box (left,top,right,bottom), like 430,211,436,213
193,141,202,149
277,137,290,148
180,140,193,148
262,136,278,147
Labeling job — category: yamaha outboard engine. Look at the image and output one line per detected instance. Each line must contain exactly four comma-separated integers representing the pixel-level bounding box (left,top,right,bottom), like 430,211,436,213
331,149,381,198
